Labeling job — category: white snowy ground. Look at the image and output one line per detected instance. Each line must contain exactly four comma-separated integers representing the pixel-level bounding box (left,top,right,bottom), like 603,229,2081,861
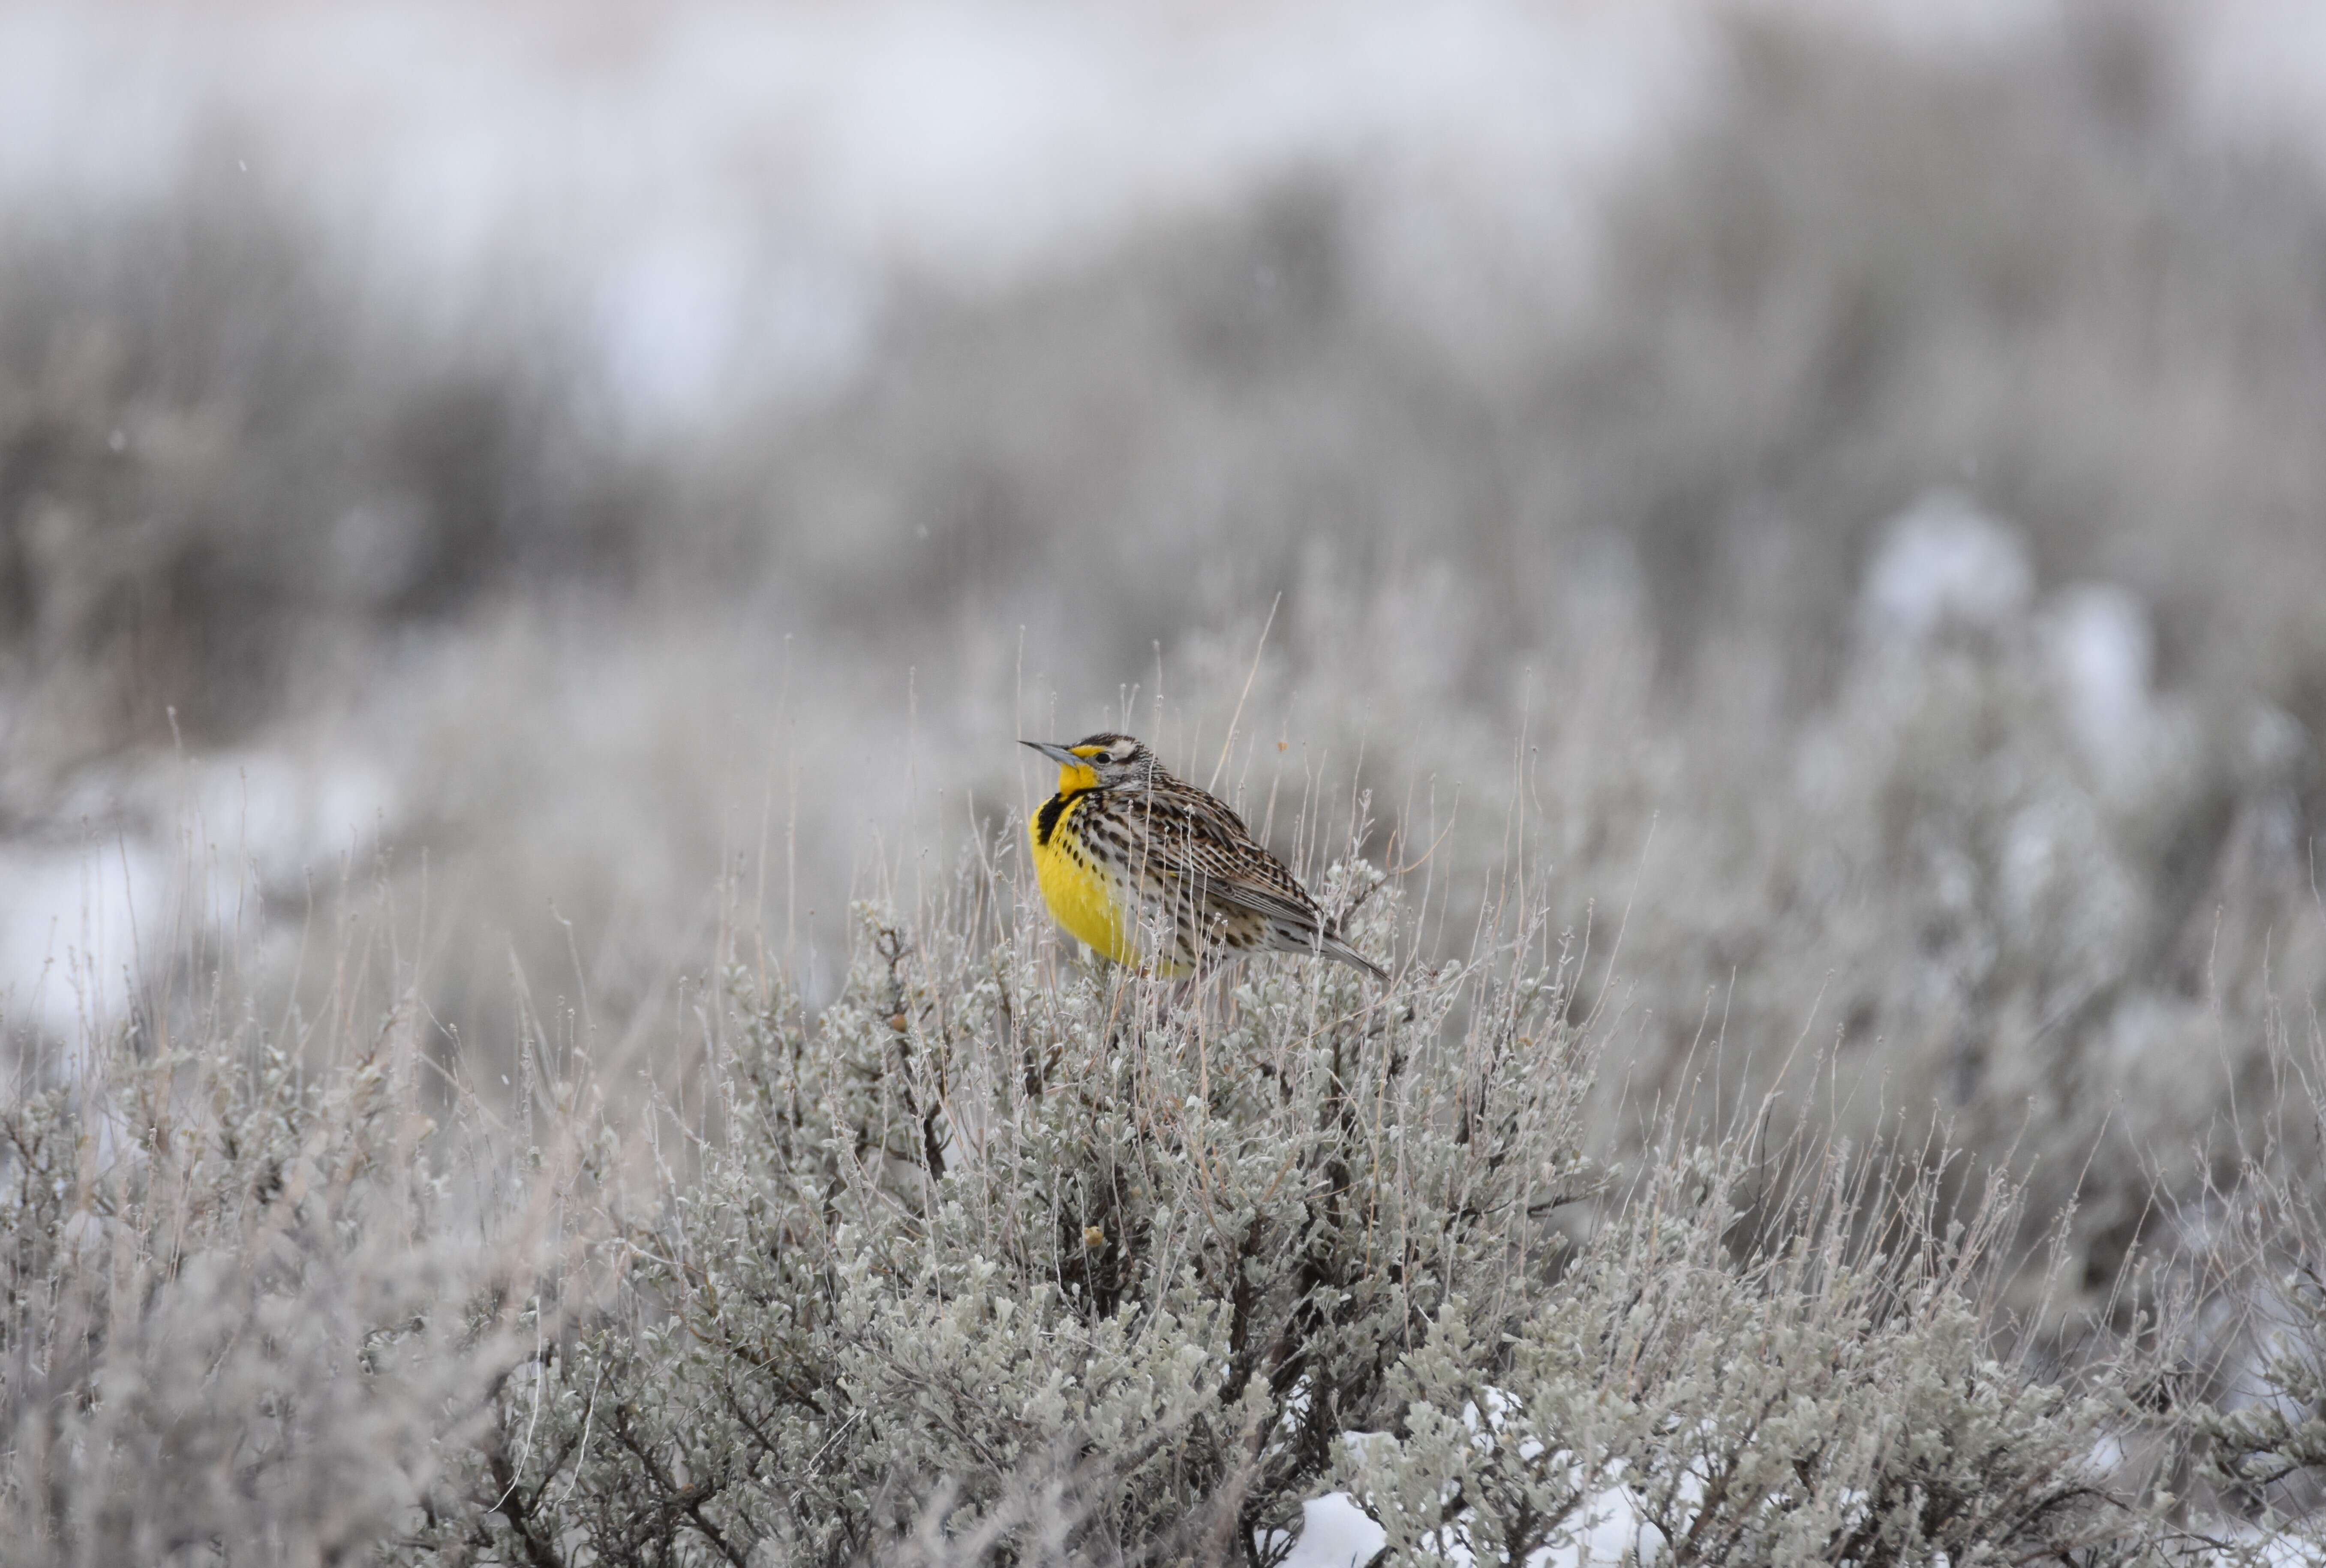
1276,1486,1658,1568
1280,1490,2326,1567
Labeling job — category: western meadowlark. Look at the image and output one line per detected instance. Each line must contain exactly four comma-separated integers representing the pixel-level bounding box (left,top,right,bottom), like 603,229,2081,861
1021,732,1386,980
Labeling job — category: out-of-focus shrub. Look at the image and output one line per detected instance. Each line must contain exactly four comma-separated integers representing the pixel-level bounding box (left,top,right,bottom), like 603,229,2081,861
0,922,515,1564
0,161,656,780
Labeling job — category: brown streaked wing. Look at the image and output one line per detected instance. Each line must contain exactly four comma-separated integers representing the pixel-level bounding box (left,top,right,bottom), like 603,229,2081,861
1135,787,1330,936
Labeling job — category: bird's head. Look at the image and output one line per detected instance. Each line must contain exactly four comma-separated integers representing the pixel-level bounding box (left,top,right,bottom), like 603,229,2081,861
1021,733,1159,793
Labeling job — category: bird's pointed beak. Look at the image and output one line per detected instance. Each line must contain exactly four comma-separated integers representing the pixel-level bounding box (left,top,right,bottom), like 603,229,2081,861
1021,739,1085,768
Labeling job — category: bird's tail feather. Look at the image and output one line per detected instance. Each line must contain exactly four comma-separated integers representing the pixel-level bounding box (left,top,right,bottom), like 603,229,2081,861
1319,934,1388,982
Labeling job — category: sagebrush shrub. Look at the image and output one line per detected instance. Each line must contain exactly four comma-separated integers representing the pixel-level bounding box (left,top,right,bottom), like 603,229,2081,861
0,853,2200,1565
418,866,1609,1563
402,858,2188,1566
0,1004,507,1565
1348,1145,2138,1565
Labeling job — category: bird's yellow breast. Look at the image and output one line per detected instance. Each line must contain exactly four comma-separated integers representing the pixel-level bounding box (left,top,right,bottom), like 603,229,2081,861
1030,791,1139,964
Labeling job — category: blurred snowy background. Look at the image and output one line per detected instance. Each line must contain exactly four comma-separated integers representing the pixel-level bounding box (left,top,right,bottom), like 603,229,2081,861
6,0,2326,1308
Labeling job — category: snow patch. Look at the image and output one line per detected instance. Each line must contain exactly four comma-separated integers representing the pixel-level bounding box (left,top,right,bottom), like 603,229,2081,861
0,838,170,1042
1279,1493,1388,1568
2039,583,2158,790
0,748,401,1042
180,749,400,889
1860,490,2034,646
